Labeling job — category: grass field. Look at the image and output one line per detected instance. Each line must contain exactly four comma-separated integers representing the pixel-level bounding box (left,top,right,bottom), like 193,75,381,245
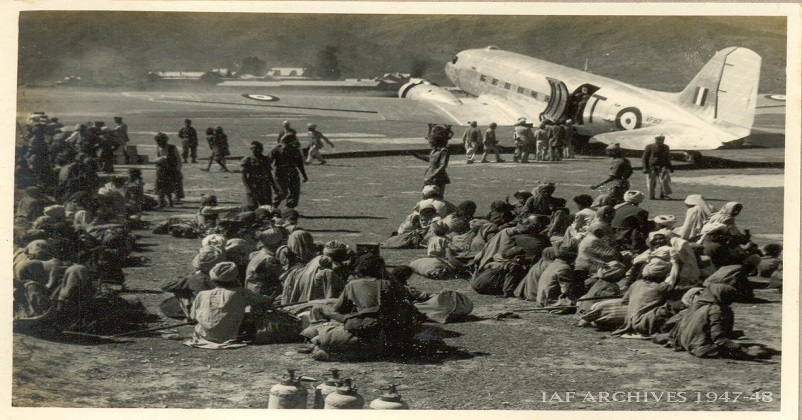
10,87,788,411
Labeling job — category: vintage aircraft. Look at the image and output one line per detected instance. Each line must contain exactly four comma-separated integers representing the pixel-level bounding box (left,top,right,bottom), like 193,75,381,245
122,46,780,152
407,45,763,151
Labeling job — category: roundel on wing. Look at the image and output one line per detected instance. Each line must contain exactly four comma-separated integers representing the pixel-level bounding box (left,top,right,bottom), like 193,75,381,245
242,93,279,102
767,94,786,101
615,107,642,130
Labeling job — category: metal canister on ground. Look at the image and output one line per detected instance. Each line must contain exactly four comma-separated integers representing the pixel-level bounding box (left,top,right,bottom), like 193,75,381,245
369,384,409,409
268,368,308,409
314,368,344,409
324,378,365,409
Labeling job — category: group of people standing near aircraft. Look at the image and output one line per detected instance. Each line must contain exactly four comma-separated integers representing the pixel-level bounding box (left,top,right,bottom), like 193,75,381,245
461,117,578,164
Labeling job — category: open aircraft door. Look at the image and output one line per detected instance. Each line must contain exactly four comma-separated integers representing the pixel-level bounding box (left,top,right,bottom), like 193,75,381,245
542,78,569,121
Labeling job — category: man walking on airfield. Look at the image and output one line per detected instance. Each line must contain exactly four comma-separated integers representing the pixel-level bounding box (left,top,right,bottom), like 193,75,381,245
642,134,674,200
462,121,482,164
241,141,279,210
305,123,335,165
480,122,504,163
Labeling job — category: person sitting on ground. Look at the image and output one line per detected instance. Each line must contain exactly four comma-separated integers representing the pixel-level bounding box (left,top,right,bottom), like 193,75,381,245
655,284,772,359
305,253,425,361
563,194,596,242
522,182,563,218
245,228,285,298
409,221,469,280
17,187,53,222
507,190,533,222
757,243,782,278
576,260,627,315
186,261,272,348
610,190,650,252
194,194,243,235
513,246,557,301
697,223,754,269
385,204,438,250
674,194,715,242
442,200,477,234
125,168,158,212
535,245,577,308
280,240,350,305
277,229,318,272
225,238,254,285
97,176,129,221
612,252,679,338
485,200,515,227
413,185,456,218
702,254,762,302
471,245,531,297
574,221,622,286
704,201,749,242
162,246,227,319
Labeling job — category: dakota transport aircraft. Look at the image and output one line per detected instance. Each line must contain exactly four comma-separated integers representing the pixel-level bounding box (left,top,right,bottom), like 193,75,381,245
125,46,783,152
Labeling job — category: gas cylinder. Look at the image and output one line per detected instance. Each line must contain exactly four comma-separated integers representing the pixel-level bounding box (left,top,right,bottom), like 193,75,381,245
314,368,344,409
324,378,365,409
268,369,308,409
369,384,409,409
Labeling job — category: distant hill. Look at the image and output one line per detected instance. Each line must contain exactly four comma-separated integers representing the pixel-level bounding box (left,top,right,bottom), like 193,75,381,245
17,12,787,92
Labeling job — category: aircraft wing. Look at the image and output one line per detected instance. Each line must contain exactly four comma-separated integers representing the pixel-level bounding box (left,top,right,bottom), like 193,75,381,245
121,90,519,126
590,124,736,151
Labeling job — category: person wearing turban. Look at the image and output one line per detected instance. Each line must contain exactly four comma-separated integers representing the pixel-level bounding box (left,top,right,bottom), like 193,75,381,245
576,260,628,314
278,230,318,271
188,261,272,346
590,142,633,204
610,190,650,252
612,250,679,338
413,185,457,219
161,246,226,319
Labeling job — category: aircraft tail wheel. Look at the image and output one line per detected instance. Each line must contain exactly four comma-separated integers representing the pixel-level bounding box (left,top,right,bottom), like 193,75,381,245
683,151,703,166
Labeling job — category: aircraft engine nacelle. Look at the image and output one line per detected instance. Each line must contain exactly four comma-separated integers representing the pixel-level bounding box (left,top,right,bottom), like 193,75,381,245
398,78,462,106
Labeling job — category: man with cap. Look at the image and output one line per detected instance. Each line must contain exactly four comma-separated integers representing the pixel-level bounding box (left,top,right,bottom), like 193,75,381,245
112,116,130,164
241,141,279,210
480,122,505,163
590,142,633,194
642,134,674,199
305,123,335,165
610,190,650,253
462,121,482,164
189,261,272,345
245,228,285,298
178,119,199,163
271,132,308,209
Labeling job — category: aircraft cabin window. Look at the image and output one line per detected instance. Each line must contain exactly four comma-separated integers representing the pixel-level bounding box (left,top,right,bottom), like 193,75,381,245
530,91,538,99
480,74,487,82
452,56,459,64
491,78,498,86
504,82,511,90
517,87,525,94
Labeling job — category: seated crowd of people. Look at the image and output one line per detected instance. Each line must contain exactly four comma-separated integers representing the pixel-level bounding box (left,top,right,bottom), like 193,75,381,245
384,181,782,360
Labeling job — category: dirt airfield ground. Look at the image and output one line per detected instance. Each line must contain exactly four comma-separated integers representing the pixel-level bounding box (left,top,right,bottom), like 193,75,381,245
11,87,787,411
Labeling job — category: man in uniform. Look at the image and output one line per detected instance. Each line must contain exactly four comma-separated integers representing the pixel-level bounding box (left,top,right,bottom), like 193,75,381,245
563,119,577,159
178,119,199,163
271,133,308,209
590,143,633,201
642,134,674,200
305,123,335,164
241,141,279,210
479,122,504,163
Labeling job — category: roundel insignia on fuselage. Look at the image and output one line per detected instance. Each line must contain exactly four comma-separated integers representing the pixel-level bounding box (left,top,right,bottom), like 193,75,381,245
242,93,279,102
615,107,642,130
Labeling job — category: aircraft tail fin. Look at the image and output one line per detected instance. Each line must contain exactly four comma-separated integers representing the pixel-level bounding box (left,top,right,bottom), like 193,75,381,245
677,47,761,139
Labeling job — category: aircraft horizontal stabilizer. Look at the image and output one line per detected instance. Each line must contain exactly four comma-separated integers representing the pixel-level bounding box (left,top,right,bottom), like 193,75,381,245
590,124,734,151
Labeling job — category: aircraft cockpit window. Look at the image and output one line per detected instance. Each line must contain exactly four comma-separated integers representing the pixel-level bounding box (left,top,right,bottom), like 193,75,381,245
451,56,459,64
